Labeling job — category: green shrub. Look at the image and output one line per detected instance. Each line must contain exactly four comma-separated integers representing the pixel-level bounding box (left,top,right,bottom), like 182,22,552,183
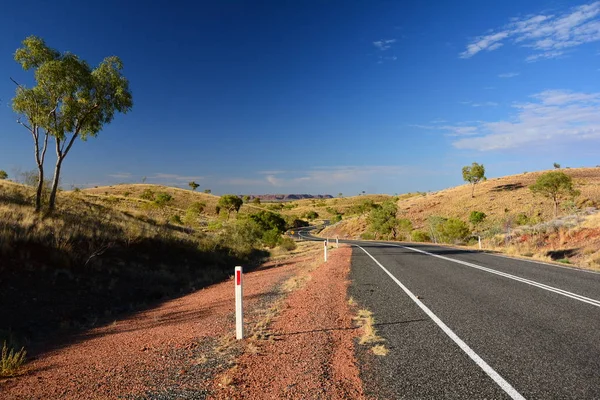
558,258,571,264
140,189,154,201
0,170,8,180
279,237,297,251
397,218,413,240
411,230,430,242
123,191,131,197
515,213,530,226
469,211,487,225
154,192,173,207
250,211,286,233
331,213,342,223
262,228,282,248
360,232,375,240
439,218,471,243
1,341,26,377
304,210,319,220
170,215,183,224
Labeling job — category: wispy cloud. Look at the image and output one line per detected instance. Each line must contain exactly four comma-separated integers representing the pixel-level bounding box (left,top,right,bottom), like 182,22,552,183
498,72,520,78
151,173,203,182
460,101,499,107
108,172,132,179
461,2,600,61
417,89,600,150
373,39,396,51
227,165,429,188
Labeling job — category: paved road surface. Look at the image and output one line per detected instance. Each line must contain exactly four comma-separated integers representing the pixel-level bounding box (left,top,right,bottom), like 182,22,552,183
300,230,600,399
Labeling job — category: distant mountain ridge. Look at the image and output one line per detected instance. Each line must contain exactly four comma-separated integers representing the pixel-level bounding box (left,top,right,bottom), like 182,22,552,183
245,194,333,201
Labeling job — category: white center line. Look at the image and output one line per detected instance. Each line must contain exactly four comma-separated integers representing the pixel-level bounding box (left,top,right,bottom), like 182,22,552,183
357,245,526,400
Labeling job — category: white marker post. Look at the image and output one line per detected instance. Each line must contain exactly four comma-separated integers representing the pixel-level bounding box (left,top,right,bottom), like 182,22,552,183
235,266,243,340
324,240,328,262
478,236,482,250
326,237,329,246
336,236,339,248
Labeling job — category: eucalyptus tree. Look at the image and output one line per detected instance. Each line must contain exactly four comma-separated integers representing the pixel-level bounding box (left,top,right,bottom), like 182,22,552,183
12,36,132,211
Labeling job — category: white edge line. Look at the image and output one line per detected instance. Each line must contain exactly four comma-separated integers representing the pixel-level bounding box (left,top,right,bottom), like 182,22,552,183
356,245,526,400
486,252,600,275
397,245,600,308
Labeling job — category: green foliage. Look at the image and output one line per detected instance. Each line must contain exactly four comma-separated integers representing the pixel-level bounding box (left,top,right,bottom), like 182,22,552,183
553,162,561,169
529,171,580,217
243,195,250,203
462,162,486,197
303,210,319,220
558,258,571,264
261,228,282,248
13,36,133,210
279,237,297,251
204,189,212,194
427,216,470,244
252,197,260,204
348,199,380,215
515,213,530,226
396,218,413,240
217,195,243,218
140,189,155,201
331,213,342,223
368,200,398,240
188,181,199,191
285,216,309,229
184,201,206,225
122,191,130,197
439,218,471,244
360,232,376,240
249,211,286,234
411,230,430,242
1,341,26,377
469,211,487,225
0,170,7,180
154,192,173,207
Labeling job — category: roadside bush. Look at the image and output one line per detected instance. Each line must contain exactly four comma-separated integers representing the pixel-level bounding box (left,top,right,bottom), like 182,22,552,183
184,202,206,225
1,341,26,377
303,210,319,220
250,211,286,233
279,237,297,251
262,228,282,248
170,215,183,225
411,230,430,242
331,213,342,223
397,218,413,240
439,218,471,244
469,211,486,225
360,232,375,240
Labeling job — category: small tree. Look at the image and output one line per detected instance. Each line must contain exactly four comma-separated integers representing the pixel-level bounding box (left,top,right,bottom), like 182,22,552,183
243,195,250,203
0,170,7,180
204,189,211,194
462,162,486,198
368,200,398,240
529,171,580,217
252,197,261,205
217,194,243,219
154,192,173,207
188,181,199,191
304,210,319,220
553,162,561,169
12,36,132,211
338,192,343,198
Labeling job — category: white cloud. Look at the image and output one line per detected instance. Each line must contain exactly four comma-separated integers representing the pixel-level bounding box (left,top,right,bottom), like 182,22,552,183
151,173,203,182
373,39,396,51
461,2,600,61
417,89,600,150
498,72,520,78
108,172,132,179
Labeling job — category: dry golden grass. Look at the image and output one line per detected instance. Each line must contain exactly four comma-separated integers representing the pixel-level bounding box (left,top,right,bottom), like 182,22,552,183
371,344,389,356
397,167,600,229
354,309,385,345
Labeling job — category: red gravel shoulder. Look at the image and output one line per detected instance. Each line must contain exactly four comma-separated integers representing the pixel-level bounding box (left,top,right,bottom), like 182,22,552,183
214,245,365,399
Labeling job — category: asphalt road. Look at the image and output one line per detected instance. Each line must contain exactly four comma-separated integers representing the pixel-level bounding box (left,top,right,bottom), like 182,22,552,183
299,230,600,399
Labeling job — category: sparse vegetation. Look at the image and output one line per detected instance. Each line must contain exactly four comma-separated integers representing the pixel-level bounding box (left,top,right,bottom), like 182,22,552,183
0,170,7,180
530,171,580,217
1,341,26,377
217,195,243,219
462,162,486,198
188,181,199,191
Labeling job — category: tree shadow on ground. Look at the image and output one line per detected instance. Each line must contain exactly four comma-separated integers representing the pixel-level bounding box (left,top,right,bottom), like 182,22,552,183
490,183,524,192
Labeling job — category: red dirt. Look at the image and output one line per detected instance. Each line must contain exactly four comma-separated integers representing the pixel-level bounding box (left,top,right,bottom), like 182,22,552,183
0,255,305,399
1,244,365,399
214,245,365,399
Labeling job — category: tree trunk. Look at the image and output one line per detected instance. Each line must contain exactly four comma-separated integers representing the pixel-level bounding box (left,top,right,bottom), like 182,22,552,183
48,157,63,212
554,199,559,218
35,165,44,212
471,183,475,198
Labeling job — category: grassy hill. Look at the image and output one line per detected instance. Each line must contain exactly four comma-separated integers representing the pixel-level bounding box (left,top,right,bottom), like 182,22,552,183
321,167,600,270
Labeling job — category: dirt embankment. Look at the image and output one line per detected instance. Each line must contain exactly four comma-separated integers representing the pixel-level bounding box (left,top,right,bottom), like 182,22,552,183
1,242,364,399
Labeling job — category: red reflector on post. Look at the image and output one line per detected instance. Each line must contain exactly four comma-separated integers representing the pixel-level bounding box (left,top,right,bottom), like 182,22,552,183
236,270,241,285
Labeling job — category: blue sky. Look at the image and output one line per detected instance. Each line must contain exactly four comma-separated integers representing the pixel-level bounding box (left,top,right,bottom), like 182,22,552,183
1,0,600,195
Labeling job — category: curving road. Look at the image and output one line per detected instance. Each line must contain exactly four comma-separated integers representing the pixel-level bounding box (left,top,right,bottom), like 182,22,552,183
298,229,600,399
